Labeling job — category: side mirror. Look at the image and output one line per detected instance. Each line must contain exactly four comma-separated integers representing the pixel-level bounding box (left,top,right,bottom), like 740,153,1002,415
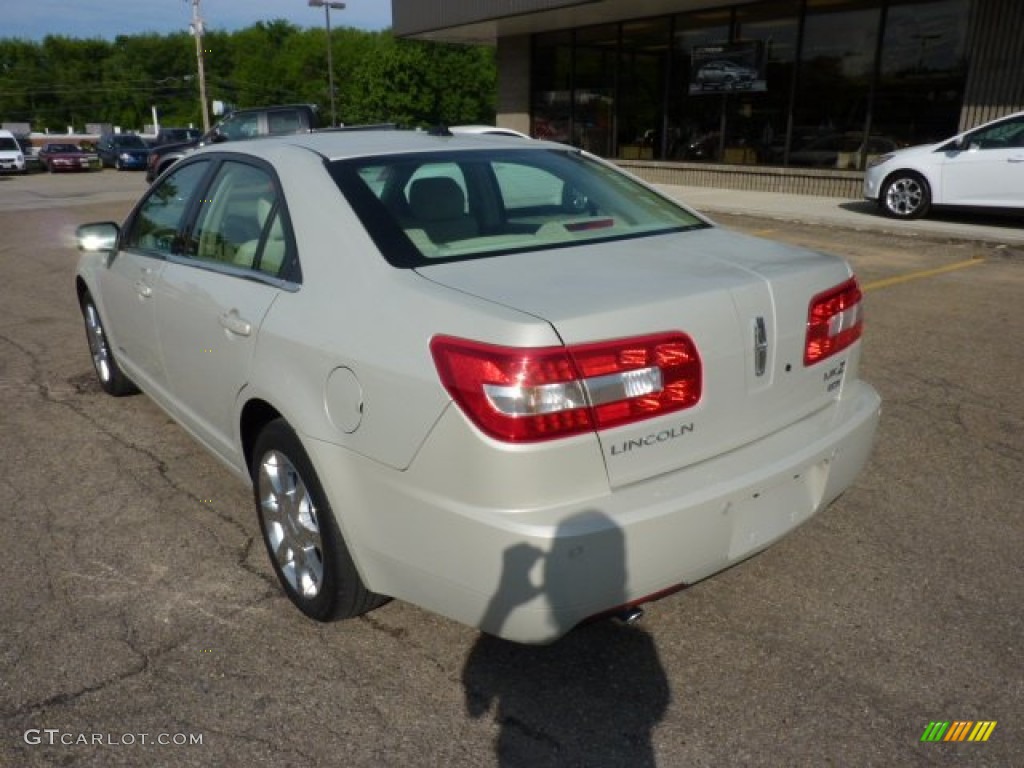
76,222,120,253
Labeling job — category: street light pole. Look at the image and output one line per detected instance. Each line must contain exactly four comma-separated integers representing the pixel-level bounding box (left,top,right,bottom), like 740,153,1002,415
308,0,345,126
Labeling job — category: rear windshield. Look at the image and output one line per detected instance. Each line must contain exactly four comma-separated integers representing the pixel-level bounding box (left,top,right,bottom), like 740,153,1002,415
329,148,707,267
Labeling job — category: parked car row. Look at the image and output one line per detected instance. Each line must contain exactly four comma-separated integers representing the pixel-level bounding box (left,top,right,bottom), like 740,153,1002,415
1,126,204,175
9,108,528,180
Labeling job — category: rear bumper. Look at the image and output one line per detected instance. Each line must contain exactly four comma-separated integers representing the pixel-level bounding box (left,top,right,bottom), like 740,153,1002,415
307,380,881,644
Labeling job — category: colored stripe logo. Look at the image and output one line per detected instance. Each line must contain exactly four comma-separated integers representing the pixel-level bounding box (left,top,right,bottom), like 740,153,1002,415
920,721,997,742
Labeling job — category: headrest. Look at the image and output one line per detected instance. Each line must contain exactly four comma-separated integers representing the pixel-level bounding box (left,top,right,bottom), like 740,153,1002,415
408,177,466,221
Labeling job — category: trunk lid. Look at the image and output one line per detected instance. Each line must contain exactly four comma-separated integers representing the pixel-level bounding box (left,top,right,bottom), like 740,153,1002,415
417,228,856,487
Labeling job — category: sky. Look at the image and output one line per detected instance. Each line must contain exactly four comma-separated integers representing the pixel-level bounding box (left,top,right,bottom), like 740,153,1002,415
2,0,393,41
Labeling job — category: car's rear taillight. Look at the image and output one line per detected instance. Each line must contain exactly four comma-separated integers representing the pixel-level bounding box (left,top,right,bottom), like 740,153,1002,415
804,277,864,366
430,333,702,443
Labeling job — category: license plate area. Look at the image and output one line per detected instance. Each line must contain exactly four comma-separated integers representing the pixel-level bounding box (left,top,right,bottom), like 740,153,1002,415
726,460,828,559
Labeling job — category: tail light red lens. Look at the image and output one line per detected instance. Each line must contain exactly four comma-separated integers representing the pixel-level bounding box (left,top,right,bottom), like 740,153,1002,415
431,332,702,443
804,277,864,366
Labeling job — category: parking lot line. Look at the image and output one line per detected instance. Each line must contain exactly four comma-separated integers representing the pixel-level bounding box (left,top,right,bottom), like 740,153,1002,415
862,257,986,292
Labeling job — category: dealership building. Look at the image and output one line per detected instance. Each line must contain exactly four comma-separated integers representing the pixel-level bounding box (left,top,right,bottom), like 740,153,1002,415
393,0,1023,196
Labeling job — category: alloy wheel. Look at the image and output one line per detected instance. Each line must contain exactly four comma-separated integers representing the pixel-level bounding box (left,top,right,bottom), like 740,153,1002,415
258,450,325,599
885,176,924,217
84,302,113,384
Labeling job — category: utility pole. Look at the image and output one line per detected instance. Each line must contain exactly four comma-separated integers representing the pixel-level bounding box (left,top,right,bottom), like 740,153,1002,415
190,0,211,131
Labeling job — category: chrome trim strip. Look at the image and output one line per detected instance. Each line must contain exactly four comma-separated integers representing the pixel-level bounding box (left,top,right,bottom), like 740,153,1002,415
754,317,768,377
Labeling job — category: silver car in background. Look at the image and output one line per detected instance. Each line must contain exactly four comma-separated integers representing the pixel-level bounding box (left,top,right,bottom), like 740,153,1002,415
75,131,880,643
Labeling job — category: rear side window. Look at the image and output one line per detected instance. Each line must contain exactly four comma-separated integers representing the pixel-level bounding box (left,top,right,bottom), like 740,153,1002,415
186,160,291,277
267,110,302,134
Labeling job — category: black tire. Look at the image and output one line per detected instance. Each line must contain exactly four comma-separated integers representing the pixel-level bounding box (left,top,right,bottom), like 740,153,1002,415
880,171,931,219
251,419,388,621
79,293,138,396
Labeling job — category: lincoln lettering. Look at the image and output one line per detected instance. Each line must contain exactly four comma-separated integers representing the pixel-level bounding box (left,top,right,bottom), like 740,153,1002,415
610,423,695,456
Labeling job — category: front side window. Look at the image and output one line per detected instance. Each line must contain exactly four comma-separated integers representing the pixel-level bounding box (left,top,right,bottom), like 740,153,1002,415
332,148,707,266
218,113,260,140
967,116,1024,150
123,160,210,254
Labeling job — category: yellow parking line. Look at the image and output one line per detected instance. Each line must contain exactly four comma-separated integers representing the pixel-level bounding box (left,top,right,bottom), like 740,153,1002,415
862,257,985,292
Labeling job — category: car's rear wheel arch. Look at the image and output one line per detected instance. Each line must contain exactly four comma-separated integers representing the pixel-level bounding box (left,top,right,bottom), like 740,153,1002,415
241,398,284,475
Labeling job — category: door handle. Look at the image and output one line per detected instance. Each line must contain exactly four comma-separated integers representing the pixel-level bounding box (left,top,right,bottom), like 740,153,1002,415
1008,156,1024,163
134,280,152,298
219,310,252,337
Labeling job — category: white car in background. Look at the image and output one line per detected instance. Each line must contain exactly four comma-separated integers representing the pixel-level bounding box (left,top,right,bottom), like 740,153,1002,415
75,131,880,643
449,124,532,139
0,128,26,173
864,111,1024,219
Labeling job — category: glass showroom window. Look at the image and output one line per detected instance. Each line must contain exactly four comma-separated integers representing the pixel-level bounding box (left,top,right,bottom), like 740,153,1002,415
617,18,671,161
873,0,969,148
532,30,572,144
734,0,801,165
574,24,617,158
667,7,733,162
790,0,883,169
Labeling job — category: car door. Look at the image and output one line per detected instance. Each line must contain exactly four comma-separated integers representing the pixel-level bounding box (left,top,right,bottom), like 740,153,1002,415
153,158,294,464
100,159,213,394
941,115,1024,207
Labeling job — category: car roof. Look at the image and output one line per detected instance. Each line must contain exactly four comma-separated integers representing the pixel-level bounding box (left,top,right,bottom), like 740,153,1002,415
191,128,561,163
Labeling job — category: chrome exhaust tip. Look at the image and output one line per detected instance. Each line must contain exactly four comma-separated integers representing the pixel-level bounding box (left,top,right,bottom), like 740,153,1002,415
616,606,645,625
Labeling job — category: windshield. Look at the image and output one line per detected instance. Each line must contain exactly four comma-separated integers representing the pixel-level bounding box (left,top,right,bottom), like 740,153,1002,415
330,148,708,267
0,138,18,151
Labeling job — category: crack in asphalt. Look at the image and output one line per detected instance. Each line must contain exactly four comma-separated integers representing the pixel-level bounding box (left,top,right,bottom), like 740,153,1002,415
0,332,285,718
0,326,281,591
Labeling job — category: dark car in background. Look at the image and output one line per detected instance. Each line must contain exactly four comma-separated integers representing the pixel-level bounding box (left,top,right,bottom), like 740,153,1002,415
96,133,150,170
150,127,201,147
39,142,96,172
146,104,320,182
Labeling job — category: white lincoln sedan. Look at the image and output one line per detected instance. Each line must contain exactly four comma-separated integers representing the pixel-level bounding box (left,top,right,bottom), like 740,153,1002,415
75,130,880,643
864,110,1024,219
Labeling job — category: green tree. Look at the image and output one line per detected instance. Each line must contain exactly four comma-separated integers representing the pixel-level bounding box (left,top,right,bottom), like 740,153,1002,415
0,26,497,133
